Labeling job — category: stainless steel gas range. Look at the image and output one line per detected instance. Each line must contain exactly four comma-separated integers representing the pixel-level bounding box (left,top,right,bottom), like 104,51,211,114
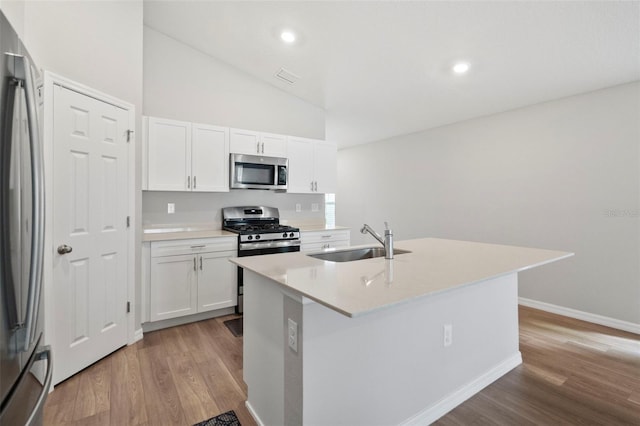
222,206,300,313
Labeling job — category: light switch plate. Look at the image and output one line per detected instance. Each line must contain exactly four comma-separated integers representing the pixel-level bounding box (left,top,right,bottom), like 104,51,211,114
167,203,175,214
295,203,302,213
311,203,319,212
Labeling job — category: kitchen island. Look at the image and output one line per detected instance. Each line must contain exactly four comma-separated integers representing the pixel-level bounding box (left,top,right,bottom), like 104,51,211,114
230,238,572,426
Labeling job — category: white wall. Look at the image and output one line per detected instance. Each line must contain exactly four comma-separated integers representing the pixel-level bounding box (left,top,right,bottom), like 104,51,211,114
143,26,325,139
338,82,640,325
0,0,25,39
24,1,143,113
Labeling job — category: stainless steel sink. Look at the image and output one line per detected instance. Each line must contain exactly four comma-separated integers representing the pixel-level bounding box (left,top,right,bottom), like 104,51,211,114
307,246,411,262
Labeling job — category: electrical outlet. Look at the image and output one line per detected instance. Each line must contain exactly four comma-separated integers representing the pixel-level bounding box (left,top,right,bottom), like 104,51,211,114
288,318,298,352
443,324,453,347
167,203,175,214
295,203,302,213
311,203,319,212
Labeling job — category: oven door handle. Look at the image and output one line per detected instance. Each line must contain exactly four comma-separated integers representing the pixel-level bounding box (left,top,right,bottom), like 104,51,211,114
239,239,301,251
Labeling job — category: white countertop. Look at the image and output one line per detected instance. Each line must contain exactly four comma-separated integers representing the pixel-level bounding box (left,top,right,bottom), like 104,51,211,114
142,222,349,242
230,238,573,317
142,224,235,242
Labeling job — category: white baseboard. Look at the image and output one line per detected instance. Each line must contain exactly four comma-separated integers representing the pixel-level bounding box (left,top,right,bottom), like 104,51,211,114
245,401,265,426
132,328,143,343
400,352,522,425
142,307,235,333
518,297,640,335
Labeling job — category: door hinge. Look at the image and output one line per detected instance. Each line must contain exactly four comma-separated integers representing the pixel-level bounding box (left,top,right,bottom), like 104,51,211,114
126,301,131,313
126,216,130,228
126,129,134,142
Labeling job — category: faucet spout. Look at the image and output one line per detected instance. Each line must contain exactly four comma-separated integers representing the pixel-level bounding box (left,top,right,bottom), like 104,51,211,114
361,223,394,259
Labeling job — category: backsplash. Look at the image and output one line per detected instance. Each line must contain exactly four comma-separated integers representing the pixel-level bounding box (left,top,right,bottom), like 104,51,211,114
142,191,326,227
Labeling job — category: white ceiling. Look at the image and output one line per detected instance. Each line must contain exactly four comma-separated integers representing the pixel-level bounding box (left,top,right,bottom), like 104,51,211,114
144,1,640,148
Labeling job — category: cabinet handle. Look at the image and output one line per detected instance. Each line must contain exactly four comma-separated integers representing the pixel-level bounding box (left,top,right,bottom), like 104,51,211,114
262,142,265,153
310,181,314,191
321,235,331,238
199,256,203,270
187,176,191,189
193,176,197,189
193,257,196,271
190,244,206,249
314,181,318,192
256,141,260,153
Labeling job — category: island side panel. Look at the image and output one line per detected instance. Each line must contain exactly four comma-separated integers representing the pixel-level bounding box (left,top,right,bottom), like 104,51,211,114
300,273,521,426
243,270,285,426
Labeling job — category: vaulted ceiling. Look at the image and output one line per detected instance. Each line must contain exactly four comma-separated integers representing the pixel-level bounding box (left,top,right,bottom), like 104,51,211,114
144,1,640,148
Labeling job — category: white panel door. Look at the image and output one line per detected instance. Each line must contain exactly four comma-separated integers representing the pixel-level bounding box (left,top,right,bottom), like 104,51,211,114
314,141,337,194
52,85,129,384
286,136,314,193
147,117,191,191
229,128,260,155
191,123,229,192
197,251,237,312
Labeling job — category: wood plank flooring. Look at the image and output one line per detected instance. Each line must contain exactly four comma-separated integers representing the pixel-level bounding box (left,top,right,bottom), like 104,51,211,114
44,307,640,426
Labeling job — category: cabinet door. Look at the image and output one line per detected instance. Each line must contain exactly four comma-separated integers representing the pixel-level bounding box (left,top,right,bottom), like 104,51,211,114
192,124,229,192
314,141,337,194
150,254,197,321
197,251,237,312
261,132,288,157
287,136,315,193
230,128,260,155
147,117,191,191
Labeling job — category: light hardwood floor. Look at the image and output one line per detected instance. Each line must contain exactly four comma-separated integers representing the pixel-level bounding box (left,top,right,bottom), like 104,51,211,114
44,307,640,425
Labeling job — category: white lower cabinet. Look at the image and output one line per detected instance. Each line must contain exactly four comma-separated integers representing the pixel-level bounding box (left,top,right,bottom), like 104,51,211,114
301,229,351,252
147,237,236,323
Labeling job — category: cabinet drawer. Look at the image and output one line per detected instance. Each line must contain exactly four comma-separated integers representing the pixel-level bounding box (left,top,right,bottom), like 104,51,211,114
301,230,350,245
151,237,236,257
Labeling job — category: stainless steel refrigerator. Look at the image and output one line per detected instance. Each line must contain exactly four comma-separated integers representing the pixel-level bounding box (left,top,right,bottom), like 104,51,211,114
0,10,52,426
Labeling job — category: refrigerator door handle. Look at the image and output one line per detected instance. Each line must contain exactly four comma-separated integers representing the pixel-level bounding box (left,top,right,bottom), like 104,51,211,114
24,346,53,426
1,66,20,330
10,53,45,352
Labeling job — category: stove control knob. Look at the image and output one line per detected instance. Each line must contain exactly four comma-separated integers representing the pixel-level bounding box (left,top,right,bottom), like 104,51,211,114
282,232,288,238
248,235,253,240
289,232,295,237
255,235,261,240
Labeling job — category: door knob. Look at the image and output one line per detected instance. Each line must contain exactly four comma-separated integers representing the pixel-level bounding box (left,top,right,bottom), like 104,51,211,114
57,244,72,255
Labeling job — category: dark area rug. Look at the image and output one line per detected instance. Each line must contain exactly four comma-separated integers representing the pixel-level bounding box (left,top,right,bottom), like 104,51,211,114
193,410,241,426
223,318,243,337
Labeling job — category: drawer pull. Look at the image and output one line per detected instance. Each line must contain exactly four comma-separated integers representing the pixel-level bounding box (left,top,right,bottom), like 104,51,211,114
321,235,332,238
190,245,206,249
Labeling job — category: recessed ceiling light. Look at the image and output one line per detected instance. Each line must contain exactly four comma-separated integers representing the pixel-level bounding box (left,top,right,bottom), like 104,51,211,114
280,30,296,44
452,62,470,74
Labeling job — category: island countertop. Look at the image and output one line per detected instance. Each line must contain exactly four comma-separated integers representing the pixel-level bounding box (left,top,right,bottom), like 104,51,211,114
230,237,573,317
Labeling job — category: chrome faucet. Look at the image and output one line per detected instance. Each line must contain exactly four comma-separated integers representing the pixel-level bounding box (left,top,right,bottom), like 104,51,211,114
360,222,394,259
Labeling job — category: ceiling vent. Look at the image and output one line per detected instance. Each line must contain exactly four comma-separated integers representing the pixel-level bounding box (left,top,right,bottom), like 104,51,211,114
274,67,300,85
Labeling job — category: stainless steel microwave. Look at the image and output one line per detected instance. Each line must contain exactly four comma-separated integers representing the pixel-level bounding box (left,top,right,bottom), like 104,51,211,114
230,153,288,190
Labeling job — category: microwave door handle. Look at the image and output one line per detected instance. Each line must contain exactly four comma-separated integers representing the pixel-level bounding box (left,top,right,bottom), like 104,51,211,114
0,67,21,330
15,54,45,351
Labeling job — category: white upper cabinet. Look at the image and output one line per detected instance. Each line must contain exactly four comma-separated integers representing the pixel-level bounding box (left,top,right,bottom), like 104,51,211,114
191,123,229,192
287,136,337,194
260,132,288,157
144,117,229,192
230,128,288,157
313,140,337,194
146,117,191,191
